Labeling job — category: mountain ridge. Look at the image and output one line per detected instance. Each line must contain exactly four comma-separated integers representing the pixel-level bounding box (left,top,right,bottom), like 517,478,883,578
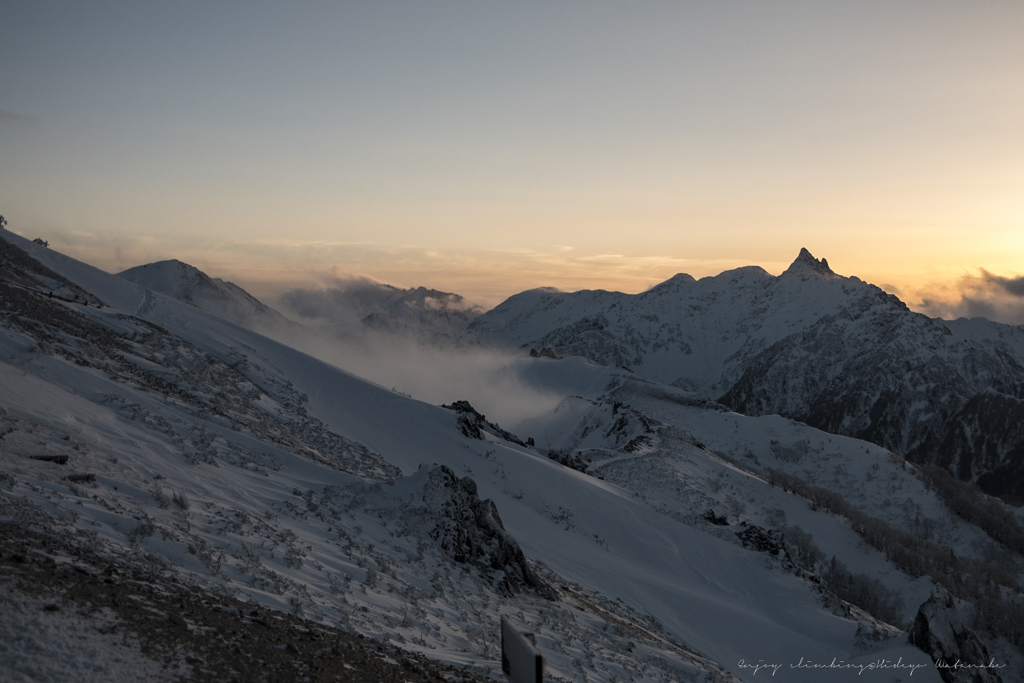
471,249,1024,501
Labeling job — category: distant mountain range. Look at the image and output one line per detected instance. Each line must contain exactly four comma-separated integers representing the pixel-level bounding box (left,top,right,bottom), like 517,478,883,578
116,250,1024,503
471,249,1024,503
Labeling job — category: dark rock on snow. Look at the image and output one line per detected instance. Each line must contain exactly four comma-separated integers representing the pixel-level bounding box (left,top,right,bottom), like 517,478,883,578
908,587,1002,683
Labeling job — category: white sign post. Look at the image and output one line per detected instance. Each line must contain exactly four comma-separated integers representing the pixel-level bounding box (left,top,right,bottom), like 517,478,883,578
501,615,544,683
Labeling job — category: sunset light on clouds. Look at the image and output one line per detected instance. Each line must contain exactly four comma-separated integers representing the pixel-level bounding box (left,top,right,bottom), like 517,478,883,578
2,1,1023,317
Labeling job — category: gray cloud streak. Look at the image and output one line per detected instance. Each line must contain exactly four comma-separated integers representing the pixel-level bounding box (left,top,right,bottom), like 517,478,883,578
982,269,1024,298
915,269,1024,325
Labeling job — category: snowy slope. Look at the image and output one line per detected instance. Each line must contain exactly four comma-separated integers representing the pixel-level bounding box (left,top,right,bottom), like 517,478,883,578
119,259,482,347
513,360,1021,576
118,259,299,335
512,359,1024,677
471,249,1024,501
0,230,955,681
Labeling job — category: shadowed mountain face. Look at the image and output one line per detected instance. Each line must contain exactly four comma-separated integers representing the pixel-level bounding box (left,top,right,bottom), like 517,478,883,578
471,249,1024,502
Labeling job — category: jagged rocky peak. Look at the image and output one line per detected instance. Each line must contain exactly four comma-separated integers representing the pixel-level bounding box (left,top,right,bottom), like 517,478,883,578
400,286,468,307
782,247,838,280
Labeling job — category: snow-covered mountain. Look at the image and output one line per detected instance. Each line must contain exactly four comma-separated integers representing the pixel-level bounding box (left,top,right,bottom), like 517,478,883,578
5,229,1024,682
470,249,1024,502
118,259,297,335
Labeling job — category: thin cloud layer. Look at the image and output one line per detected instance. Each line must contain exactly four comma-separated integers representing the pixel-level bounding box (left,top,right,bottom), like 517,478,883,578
25,221,758,309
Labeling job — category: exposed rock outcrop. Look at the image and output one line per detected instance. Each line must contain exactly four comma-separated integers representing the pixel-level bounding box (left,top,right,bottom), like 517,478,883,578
528,347,562,359
703,509,729,526
908,587,1002,683
735,523,785,556
420,466,558,600
442,400,529,447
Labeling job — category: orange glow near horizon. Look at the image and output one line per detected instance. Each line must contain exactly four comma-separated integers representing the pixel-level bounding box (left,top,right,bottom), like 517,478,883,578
29,227,1023,324
2,2,1023,321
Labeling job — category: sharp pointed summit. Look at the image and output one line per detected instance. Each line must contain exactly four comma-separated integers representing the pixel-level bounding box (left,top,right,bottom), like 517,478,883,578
782,247,837,279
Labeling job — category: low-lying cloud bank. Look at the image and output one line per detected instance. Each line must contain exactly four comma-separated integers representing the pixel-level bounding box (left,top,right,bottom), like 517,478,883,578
258,279,559,430
910,269,1024,326
279,276,482,340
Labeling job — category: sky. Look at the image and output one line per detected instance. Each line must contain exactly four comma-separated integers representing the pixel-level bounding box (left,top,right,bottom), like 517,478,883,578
2,1,1023,319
